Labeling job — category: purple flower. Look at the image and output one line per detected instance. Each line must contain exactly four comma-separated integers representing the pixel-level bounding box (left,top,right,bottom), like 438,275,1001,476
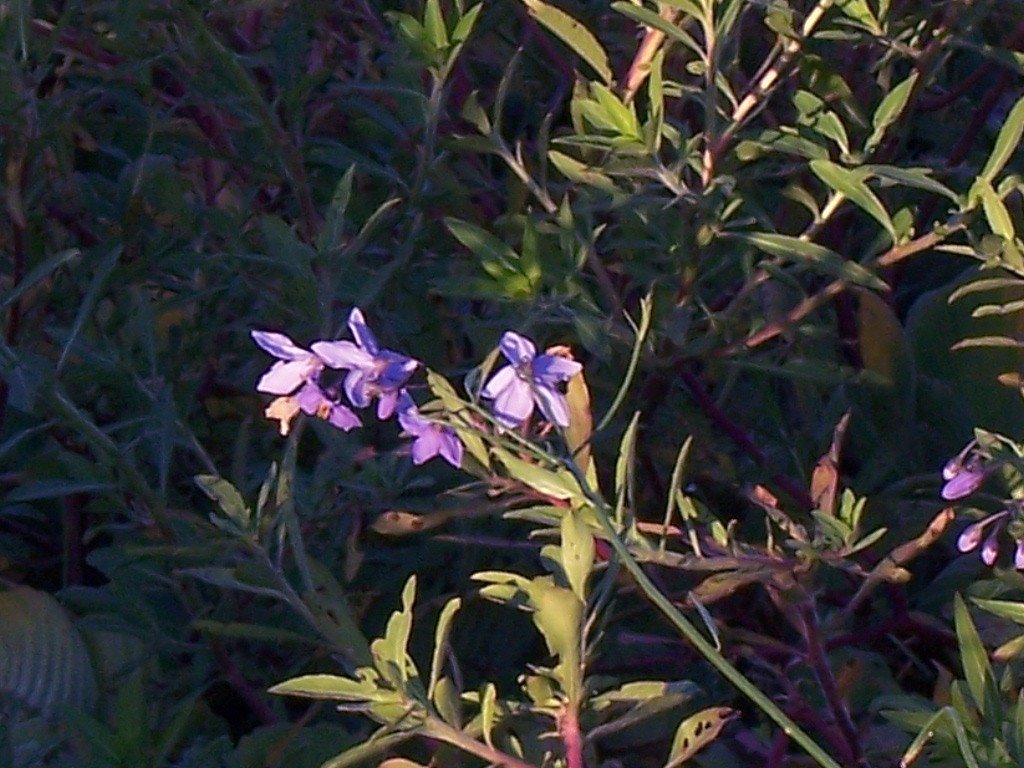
312,309,419,419
941,440,991,500
958,510,1013,567
252,330,360,435
397,392,463,468
252,331,324,395
481,332,582,428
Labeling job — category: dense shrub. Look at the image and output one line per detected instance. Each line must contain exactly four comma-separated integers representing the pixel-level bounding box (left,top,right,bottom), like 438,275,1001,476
2,1,1024,766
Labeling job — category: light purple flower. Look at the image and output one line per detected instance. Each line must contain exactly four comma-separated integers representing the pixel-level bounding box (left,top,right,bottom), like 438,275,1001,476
481,332,582,428
941,440,991,500
312,309,419,419
958,510,1012,567
397,392,462,468
252,330,360,434
252,331,324,394
295,383,361,431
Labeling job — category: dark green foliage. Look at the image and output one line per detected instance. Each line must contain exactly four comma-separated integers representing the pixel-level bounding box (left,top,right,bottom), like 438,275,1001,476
2,0,1024,766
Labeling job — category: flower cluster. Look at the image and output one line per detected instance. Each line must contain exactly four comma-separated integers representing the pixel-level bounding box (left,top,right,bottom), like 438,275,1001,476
252,312,582,468
942,438,1024,570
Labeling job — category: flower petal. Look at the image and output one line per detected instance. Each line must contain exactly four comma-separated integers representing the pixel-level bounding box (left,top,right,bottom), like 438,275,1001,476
492,378,534,426
533,383,571,427
377,389,400,420
500,331,536,367
982,526,1002,566
347,308,379,355
327,403,361,431
257,359,319,394
344,369,372,408
411,430,443,464
439,430,463,468
311,340,375,370
532,354,582,385
481,365,518,399
958,521,986,553
295,382,328,414
251,330,308,361
941,467,987,500
265,396,301,436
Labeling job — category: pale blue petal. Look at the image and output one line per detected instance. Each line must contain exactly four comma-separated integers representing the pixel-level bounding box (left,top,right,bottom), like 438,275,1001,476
251,330,308,361
500,331,536,367
344,369,372,408
493,378,534,426
312,340,375,370
481,365,517,399
533,384,571,427
439,431,463,468
347,308,379,354
532,355,582,385
257,359,318,395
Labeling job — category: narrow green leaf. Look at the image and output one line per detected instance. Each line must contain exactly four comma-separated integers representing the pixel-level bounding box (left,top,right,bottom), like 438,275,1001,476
978,179,1016,239
867,165,958,201
521,0,612,84
57,245,121,372
0,249,79,313
954,594,992,715
810,159,895,241
734,232,887,289
611,3,703,57
561,507,595,602
981,95,1024,182
269,673,377,701
423,0,449,49
866,73,917,152
194,474,250,528
493,448,584,501
429,598,461,699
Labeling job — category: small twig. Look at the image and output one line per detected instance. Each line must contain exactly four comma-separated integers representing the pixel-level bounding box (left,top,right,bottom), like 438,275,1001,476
620,8,679,104
799,601,862,766
679,368,815,511
559,705,585,768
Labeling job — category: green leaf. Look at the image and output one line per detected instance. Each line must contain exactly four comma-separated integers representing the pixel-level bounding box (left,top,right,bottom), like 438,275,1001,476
0,586,97,714
734,232,887,289
521,0,612,84
867,165,958,201
981,95,1024,182
977,179,1016,239
0,248,79,313
666,707,734,767
318,166,355,256
480,682,498,747
493,448,584,502
268,673,379,701
429,598,461,698
425,370,489,469
615,411,641,505
561,507,595,602
794,90,850,155
423,0,449,49
611,2,703,57
452,4,483,44
194,474,251,529
865,73,917,152
972,597,1024,625
548,150,617,192
954,594,993,715
809,159,895,242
